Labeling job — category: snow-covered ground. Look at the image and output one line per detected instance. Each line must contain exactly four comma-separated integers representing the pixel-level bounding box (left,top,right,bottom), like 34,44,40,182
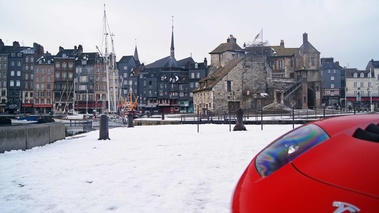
0,124,299,213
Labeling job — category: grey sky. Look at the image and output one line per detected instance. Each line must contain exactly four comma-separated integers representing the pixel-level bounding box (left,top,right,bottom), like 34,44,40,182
0,0,377,69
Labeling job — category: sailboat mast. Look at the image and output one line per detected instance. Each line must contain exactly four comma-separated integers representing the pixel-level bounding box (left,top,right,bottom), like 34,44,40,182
110,34,117,113
103,4,111,112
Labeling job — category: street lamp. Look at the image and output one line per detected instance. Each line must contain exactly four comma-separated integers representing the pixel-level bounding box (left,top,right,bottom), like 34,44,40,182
370,68,373,112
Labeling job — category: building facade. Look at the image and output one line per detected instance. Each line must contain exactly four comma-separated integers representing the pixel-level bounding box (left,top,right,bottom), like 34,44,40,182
321,57,344,108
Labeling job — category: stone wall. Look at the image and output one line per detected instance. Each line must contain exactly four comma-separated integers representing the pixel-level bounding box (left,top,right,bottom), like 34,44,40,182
0,122,65,153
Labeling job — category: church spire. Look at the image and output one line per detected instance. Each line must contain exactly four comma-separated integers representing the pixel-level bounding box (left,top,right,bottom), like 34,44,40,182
170,16,175,58
134,39,140,63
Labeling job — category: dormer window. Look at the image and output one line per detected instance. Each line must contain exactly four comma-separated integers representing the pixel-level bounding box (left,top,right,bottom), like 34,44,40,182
353,73,358,78
359,72,365,78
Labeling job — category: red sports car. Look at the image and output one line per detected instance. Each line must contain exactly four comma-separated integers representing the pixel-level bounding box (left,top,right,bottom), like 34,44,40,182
231,114,379,212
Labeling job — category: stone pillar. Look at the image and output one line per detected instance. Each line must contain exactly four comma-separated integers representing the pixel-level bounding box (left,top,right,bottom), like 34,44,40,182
127,113,134,128
233,109,247,131
98,114,110,140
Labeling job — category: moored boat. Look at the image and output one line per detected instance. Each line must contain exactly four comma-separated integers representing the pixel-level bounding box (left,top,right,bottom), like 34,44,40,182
11,116,39,125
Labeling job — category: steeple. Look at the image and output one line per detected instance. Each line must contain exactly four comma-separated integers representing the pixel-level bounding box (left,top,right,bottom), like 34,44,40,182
170,16,175,58
134,39,140,63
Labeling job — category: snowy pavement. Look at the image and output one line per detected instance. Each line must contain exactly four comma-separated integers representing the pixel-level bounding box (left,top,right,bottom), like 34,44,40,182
0,124,297,213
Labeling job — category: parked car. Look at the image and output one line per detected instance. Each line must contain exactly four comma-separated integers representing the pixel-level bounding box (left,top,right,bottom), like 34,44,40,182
231,114,379,212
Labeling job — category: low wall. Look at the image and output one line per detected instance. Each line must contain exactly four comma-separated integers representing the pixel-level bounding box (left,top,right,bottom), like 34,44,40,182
0,122,65,153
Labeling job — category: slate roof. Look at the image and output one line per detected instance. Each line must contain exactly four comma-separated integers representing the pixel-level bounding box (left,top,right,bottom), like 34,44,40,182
345,68,369,78
372,61,379,68
193,57,243,92
36,54,55,64
119,56,134,63
177,57,195,69
322,61,342,70
270,46,298,56
145,56,178,69
209,40,242,54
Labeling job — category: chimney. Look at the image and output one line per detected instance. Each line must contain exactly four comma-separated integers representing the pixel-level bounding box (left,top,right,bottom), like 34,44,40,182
0,39,3,50
335,61,340,67
59,46,64,53
204,57,208,67
303,33,308,44
13,41,20,48
280,40,285,47
227,35,236,43
78,45,83,55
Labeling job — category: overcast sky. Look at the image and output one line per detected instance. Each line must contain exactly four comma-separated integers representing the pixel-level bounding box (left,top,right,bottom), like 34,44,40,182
0,0,378,69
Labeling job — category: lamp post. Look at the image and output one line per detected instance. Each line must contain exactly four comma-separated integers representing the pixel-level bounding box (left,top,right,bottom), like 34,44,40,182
86,89,88,114
370,68,373,112
345,87,348,111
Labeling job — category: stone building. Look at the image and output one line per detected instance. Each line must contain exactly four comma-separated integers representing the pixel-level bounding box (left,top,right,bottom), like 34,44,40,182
293,33,322,108
193,33,322,114
193,35,273,114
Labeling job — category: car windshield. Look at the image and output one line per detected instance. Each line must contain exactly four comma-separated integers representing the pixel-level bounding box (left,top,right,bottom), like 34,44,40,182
255,124,330,177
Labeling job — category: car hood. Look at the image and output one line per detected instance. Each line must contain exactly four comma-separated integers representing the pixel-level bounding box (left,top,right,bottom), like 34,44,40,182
292,133,379,199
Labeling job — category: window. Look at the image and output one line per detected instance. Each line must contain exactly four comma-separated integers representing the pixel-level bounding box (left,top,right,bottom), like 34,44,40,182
16,80,20,86
353,73,358,78
360,82,364,87
354,82,357,88
56,62,60,68
226,80,232,92
331,76,334,80
80,76,88,82
278,60,283,69
359,72,365,78
10,80,14,87
10,70,14,76
191,73,195,79
17,71,21,76
330,84,334,88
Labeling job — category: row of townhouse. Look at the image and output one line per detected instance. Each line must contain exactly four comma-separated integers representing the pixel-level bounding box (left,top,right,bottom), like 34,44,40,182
321,58,379,110
0,37,208,115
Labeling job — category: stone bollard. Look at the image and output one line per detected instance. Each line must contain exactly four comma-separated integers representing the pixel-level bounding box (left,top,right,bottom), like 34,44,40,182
127,113,134,128
98,114,110,140
233,109,247,131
